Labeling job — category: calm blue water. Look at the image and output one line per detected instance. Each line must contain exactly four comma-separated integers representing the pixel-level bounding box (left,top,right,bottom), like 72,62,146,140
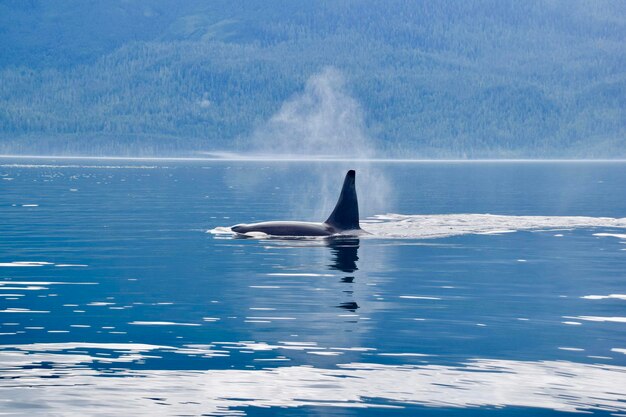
1,159,625,416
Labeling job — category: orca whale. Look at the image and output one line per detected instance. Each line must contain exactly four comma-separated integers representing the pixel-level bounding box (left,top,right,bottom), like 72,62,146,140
231,170,361,237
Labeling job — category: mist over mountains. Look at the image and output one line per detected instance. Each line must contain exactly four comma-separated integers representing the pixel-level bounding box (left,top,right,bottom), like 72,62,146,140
1,0,624,158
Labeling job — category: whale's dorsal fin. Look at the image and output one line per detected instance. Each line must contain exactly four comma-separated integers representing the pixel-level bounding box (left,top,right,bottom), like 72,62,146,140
325,170,360,231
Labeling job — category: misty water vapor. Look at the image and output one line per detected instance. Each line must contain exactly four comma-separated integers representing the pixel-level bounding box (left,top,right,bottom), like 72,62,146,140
245,67,391,218
251,67,374,158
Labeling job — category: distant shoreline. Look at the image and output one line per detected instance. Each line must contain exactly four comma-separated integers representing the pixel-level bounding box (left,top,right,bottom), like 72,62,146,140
1,154,626,163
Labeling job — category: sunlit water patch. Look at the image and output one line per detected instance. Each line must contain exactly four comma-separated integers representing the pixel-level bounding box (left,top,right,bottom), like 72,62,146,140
1,345,625,416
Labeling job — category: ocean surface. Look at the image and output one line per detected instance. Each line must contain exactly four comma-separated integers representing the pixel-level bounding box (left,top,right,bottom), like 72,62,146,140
1,158,625,416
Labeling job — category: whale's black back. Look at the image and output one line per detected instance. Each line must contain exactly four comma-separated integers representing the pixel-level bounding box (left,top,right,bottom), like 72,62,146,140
231,170,360,236
325,170,360,231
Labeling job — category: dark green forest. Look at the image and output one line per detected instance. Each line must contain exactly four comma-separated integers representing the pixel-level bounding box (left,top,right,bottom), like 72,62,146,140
0,0,625,157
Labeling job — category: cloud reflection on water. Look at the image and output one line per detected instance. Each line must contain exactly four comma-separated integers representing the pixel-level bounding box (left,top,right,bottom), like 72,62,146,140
1,345,625,416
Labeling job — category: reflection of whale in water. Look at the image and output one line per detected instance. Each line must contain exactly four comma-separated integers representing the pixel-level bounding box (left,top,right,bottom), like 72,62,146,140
327,237,360,311
327,237,359,273
231,170,361,237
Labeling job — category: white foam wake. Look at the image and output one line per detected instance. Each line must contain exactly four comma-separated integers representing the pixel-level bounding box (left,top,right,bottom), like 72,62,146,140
209,214,626,240
362,213,626,239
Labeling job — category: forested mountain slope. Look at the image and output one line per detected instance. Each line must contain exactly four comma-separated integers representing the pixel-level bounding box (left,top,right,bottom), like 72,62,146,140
1,0,624,157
